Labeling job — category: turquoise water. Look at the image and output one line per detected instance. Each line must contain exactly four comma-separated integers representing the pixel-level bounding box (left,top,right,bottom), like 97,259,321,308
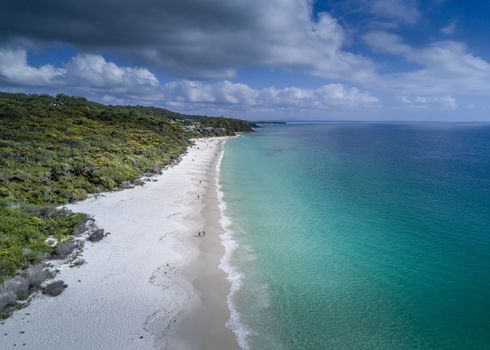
220,123,490,349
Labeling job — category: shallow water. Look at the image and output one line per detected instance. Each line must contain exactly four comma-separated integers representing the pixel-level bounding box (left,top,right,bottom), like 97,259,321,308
220,123,490,349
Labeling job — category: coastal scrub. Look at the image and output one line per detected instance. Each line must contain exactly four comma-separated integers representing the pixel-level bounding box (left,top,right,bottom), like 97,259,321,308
0,92,253,283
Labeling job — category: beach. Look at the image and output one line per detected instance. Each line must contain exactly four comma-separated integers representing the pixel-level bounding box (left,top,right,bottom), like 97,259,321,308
1,137,239,350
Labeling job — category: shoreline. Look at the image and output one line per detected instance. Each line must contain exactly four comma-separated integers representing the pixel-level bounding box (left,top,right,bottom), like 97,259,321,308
167,138,240,349
0,137,238,349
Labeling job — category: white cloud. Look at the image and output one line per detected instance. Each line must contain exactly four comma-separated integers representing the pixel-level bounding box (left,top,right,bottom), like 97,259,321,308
65,54,158,89
0,0,377,82
362,31,411,55
0,49,63,86
440,20,457,35
0,48,379,112
1,0,486,119
398,95,457,109
0,49,158,92
363,32,490,95
162,80,258,105
254,11,375,81
161,80,379,110
367,0,419,24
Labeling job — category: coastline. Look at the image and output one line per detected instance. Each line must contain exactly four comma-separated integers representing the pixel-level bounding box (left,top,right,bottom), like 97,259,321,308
167,138,240,350
0,137,238,349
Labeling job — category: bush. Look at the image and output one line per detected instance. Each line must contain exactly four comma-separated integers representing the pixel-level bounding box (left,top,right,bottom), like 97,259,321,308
0,91,253,282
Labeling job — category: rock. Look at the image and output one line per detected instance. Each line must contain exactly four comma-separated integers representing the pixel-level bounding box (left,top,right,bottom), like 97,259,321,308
134,179,145,186
1,276,28,301
152,165,161,173
88,228,104,242
0,291,17,312
71,257,85,267
74,218,90,236
120,181,133,189
74,218,95,236
55,240,78,258
36,252,50,260
42,281,66,296
25,265,51,288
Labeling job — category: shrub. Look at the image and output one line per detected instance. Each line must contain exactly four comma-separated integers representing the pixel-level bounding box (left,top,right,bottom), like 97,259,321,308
0,91,253,282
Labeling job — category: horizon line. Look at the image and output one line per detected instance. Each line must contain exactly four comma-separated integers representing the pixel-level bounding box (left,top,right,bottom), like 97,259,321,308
252,120,490,123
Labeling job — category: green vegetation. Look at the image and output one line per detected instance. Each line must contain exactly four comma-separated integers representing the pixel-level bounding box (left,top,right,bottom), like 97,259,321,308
0,92,254,282
0,205,87,280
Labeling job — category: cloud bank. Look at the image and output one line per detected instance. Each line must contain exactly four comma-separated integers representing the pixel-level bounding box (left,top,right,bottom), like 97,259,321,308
0,49,158,91
363,32,490,96
0,0,375,81
0,49,379,113
1,0,490,119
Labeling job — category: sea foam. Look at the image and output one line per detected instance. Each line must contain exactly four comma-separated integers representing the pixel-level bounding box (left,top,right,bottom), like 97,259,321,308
215,144,251,350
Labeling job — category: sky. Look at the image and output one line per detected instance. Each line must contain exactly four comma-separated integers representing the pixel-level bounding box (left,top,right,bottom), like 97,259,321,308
0,0,490,121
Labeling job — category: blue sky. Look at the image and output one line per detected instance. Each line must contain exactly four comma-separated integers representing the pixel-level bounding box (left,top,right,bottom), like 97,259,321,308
0,0,489,121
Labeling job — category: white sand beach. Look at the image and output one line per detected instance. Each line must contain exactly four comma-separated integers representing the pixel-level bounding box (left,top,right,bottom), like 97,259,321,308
0,137,239,350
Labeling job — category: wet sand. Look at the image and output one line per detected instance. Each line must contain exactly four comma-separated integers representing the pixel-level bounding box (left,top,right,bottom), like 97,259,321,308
167,140,240,350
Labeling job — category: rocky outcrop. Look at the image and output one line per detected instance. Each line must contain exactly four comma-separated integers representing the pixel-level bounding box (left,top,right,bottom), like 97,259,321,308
88,228,104,242
42,280,67,296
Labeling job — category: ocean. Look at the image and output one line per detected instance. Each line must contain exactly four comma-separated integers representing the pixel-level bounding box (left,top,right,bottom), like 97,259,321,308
218,123,490,349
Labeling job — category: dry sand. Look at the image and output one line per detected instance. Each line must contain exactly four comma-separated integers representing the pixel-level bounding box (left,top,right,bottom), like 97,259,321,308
0,137,239,350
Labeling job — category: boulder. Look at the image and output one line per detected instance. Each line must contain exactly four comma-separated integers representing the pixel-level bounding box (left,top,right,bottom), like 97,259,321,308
0,291,17,312
25,265,51,288
88,228,104,242
70,257,85,267
133,179,145,186
42,281,66,296
74,217,92,236
1,277,28,299
120,181,133,189
55,240,77,258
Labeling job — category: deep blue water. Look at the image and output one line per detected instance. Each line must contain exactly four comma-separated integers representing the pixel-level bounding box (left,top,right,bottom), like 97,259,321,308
220,123,490,349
